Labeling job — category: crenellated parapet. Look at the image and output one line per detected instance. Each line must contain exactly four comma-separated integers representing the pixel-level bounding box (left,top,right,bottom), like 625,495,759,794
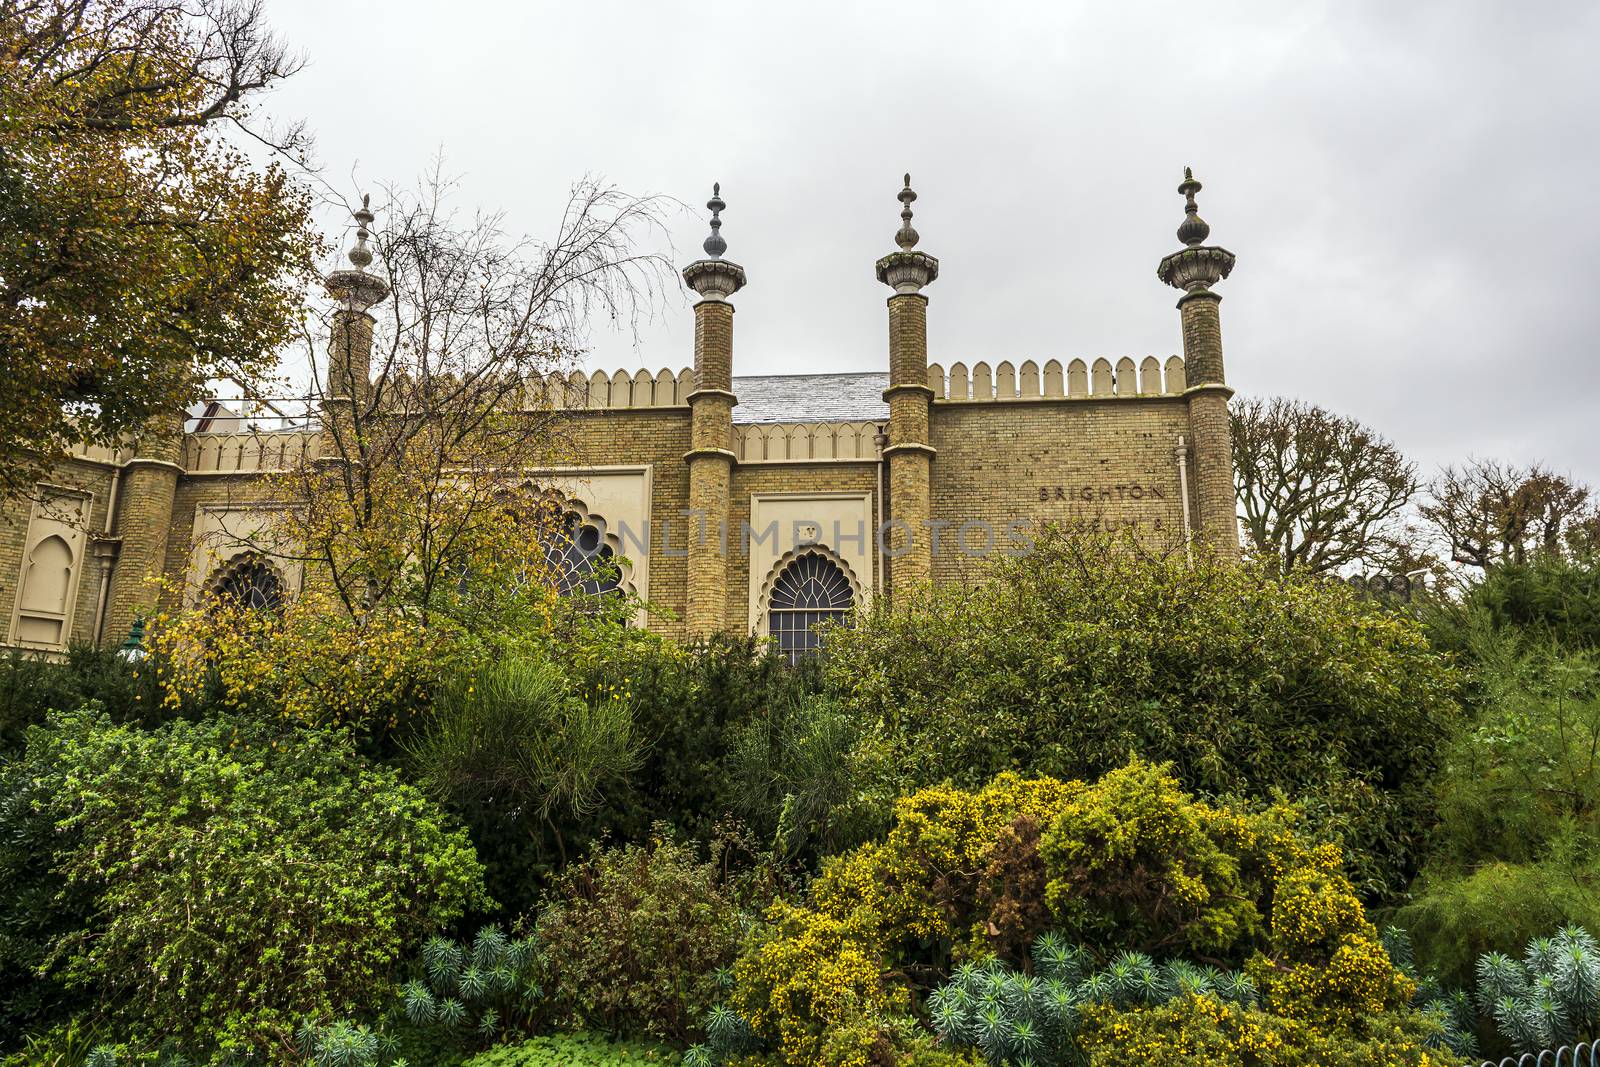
928,356,1187,401
532,367,697,410
734,421,883,463
184,430,322,474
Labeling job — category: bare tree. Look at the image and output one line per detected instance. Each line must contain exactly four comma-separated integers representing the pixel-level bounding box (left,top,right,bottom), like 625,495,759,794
1419,459,1593,571
4,0,309,147
1231,396,1418,575
219,165,674,628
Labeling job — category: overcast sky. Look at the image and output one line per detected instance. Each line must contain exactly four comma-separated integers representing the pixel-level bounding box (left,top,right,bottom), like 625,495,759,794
259,0,1600,487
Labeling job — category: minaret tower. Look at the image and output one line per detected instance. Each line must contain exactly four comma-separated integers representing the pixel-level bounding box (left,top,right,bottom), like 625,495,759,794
1157,168,1241,557
681,184,745,634
875,175,939,594
322,196,390,455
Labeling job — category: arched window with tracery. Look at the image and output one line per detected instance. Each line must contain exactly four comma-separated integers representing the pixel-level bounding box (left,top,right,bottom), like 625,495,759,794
207,554,285,613
538,510,622,600
766,552,854,663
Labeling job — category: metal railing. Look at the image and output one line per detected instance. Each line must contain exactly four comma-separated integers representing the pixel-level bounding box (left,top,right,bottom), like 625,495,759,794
1474,1040,1600,1067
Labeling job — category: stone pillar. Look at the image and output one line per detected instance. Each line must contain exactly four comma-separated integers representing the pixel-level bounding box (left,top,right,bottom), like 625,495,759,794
104,411,185,643
322,196,389,458
875,176,940,594
1158,169,1241,559
681,185,746,635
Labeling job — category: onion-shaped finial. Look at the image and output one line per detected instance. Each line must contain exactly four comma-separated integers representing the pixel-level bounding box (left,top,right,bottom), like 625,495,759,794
1176,167,1210,247
703,182,727,259
348,193,376,269
895,173,920,250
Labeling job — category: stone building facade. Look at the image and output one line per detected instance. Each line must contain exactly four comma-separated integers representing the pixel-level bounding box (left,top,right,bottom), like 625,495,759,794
0,172,1241,658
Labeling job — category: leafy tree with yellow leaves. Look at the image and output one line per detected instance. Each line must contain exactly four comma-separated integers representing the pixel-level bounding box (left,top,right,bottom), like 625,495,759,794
0,0,321,497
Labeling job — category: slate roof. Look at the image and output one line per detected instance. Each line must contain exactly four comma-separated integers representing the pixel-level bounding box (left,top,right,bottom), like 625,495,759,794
731,372,889,424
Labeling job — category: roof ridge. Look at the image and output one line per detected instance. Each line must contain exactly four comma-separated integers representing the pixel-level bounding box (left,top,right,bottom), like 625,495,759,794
732,370,886,380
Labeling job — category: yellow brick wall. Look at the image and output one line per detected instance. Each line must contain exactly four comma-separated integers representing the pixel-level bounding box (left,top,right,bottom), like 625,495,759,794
0,457,119,649
1,390,1231,647
560,408,694,638
727,463,881,631
928,397,1196,584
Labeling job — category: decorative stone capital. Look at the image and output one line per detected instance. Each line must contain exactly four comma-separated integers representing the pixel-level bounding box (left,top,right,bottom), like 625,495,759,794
1157,168,1235,294
682,258,747,302
1157,245,1236,294
882,382,936,402
876,250,939,294
326,272,389,314
325,195,389,312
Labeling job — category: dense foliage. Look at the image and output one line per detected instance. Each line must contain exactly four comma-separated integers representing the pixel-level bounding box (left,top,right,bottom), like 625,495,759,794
461,1033,680,1066
1396,606,1600,984
1461,554,1600,650
0,645,160,751
9,531,1600,1065
725,760,1442,1066
534,838,742,1043
0,0,319,496
823,531,1461,899
9,708,488,1057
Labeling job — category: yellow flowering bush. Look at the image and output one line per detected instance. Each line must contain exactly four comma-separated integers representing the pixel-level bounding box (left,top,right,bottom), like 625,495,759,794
727,759,1436,1067
1041,760,1272,954
731,900,900,1066
1077,993,1451,1067
810,772,1077,951
152,587,464,735
1251,841,1418,1032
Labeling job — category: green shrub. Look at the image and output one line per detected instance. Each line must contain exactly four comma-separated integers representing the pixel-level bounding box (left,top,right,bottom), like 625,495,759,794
0,645,160,753
421,630,828,920
1466,555,1600,651
729,761,1434,1067
408,652,642,911
1399,861,1600,989
722,696,868,860
822,530,1461,900
534,838,742,1044
14,708,489,1057
571,632,827,846
1473,925,1600,1052
411,655,641,826
0,751,91,1045
1395,638,1600,984
461,1032,680,1066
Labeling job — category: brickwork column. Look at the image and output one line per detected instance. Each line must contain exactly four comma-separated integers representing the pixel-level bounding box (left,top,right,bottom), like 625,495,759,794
875,176,940,596
1158,169,1241,559
104,412,184,643
681,185,746,635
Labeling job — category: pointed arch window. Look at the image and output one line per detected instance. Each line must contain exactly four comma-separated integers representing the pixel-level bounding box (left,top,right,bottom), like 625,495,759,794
767,552,854,663
14,535,75,646
539,510,622,600
11,490,89,650
208,554,284,613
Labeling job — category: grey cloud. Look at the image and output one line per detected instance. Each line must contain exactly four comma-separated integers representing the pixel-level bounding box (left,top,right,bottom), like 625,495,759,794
265,0,1600,486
